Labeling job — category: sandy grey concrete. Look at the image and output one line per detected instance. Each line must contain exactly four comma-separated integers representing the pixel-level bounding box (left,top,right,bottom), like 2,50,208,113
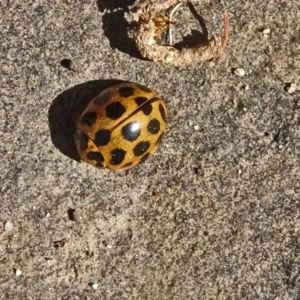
1,0,300,299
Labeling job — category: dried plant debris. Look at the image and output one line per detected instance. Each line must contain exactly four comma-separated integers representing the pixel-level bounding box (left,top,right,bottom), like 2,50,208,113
126,0,229,66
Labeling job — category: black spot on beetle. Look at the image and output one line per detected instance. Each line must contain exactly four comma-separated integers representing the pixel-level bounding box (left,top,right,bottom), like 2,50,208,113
121,122,141,141
134,96,148,107
106,102,126,120
140,153,150,164
94,129,111,146
147,119,160,134
75,130,88,151
159,104,166,122
136,84,152,93
87,151,104,162
110,148,126,165
133,141,150,156
94,91,111,106
141,102,152,115
119,86,135,97
81,112,97,126
87,151,105,167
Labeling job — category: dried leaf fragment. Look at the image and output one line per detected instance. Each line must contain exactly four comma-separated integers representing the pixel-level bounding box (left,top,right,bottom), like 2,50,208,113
126,0,229,66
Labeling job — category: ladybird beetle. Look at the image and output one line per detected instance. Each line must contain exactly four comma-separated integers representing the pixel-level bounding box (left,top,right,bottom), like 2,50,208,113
74,82,167,171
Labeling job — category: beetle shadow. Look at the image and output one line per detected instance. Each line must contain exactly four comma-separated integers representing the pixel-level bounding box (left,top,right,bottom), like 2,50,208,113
173,2,209,50
96,0,145,60
48,79,125,162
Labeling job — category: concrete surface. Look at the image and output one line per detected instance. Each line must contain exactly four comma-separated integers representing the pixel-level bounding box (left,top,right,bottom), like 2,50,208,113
1,0,300,299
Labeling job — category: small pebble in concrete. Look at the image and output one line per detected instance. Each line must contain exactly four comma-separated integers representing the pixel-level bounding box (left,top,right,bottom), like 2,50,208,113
234,68,246,77
47,259,57,266
92,283,98,289
285,83,297,94
4,221,13,231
